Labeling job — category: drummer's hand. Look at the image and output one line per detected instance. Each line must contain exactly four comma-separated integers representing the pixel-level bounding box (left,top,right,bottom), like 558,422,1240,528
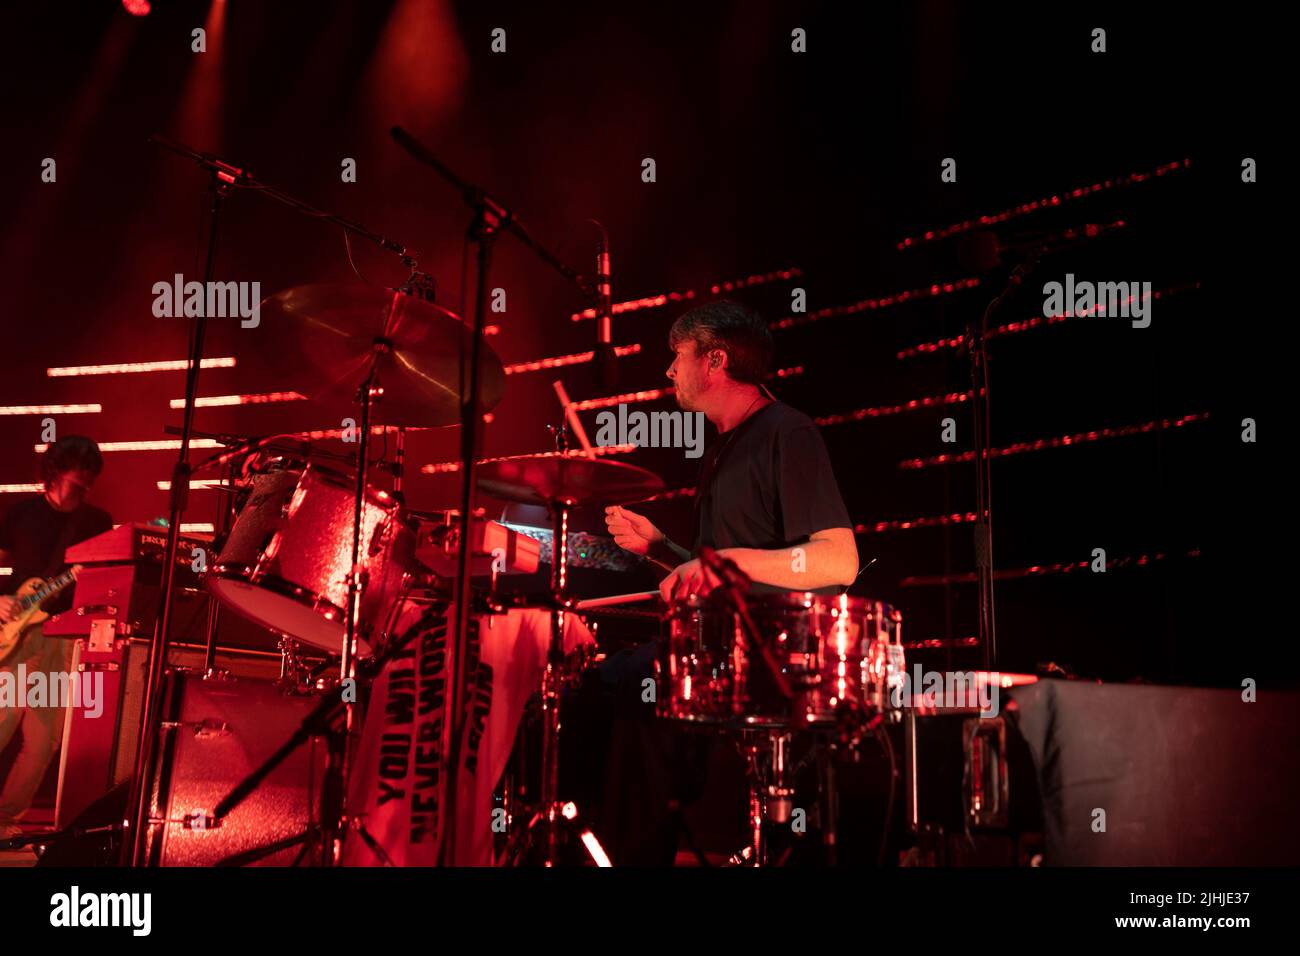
604,505,663,557
659,558,722,603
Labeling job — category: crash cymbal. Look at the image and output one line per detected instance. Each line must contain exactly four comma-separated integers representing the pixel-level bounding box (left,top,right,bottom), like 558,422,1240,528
257,283,505,427
476,453,664,506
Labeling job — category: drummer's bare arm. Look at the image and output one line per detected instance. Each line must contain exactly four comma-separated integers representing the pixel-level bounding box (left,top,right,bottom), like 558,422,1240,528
658,528,858,601
604,505,691,568
719,527,859,590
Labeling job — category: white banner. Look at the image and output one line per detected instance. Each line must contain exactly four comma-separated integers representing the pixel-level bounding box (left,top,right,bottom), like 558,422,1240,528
344,601,593,866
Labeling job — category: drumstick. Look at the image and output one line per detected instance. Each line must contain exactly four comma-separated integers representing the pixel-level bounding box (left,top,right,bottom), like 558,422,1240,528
551,380,596,459
573,590,661,610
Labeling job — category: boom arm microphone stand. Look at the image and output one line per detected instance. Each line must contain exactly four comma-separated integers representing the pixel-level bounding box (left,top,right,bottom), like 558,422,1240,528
388,126,592,864
121,149,230,866
123,136,417,866
966,247,1042,673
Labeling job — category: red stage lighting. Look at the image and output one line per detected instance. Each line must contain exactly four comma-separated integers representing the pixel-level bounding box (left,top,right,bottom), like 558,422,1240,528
122,0,151,16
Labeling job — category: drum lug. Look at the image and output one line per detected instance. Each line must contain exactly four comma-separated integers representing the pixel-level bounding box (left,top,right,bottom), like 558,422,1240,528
192,718,232,739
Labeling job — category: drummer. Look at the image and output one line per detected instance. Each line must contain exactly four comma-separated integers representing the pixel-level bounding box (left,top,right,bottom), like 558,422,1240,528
605,299,858,600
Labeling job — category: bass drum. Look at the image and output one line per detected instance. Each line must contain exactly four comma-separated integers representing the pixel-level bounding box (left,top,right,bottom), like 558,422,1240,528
144,671,326,867
658,591,903,729
207,463,417,656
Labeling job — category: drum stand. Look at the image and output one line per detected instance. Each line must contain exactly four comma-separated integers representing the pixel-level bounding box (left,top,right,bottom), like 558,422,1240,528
503,496,608,867
730,730,796,867
728,730,842,867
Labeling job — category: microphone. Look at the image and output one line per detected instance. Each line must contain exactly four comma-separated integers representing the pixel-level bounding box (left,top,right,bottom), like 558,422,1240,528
958,222,1123,274
592,223,617,390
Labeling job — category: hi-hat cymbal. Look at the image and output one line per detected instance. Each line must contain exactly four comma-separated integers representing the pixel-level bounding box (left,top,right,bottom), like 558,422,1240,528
257,283,505,427
477,453,664,506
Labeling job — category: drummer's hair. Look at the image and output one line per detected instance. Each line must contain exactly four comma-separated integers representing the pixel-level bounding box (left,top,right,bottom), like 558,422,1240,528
669,300,773,385
41,435,104,486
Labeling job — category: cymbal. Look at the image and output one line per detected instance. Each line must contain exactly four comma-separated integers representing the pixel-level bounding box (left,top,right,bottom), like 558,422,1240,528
476,453,664,506
257,283,505,427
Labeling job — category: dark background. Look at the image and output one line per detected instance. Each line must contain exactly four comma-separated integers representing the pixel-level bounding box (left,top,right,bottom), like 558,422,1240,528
0,1,1283,686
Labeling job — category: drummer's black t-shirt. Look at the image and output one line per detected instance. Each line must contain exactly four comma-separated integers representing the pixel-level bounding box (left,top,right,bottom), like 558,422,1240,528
692,400,852,592
0,495,113,612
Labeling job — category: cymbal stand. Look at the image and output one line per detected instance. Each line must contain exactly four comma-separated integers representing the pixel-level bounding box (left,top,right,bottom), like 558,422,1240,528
322,341,387,865
130,135,416,867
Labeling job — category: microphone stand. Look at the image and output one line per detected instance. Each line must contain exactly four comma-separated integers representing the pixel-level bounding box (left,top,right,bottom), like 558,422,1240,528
124,136,416,867
966,252,1038,672
121,162,227,866
388,126,593,864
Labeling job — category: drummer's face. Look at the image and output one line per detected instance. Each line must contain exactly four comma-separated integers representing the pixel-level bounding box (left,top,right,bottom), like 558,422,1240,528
667,340,710,410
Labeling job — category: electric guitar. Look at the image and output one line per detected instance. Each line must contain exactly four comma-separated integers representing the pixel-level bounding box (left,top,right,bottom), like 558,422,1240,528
0,565,83,666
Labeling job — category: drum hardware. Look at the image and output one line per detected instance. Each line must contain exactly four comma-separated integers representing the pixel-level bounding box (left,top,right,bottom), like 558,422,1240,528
205,464,419,659
659,582,904,730
392,126,606,863
697,547,796,704
275,637,319,694
201,598,437,867
123,137,237,865
76,133,912,868
728,727,877,868
475,441,663,865
134,133,514,866
732,730,797,867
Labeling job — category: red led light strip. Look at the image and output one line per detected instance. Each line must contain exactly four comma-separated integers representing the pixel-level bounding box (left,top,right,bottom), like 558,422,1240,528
895,283,1200,360
570,367,805,413
854,512,977,535
46,357,236,377
1,484,44,494
286,425,433,441
899,549,1201,587
421,443,639,475
0,404,102,415
630,497,973,538
569,269,803,322
904,636,981,651
505,344,642,376
894,158,1192,251
34,439,223,453
898,412,1210,470
570,387,675,412
815,389,980,427
770,279,981,332
168,391,307,409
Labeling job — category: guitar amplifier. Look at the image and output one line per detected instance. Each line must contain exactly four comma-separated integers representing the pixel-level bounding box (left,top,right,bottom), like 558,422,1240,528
43,564,192,638
54,631,283,828
45,521,210,638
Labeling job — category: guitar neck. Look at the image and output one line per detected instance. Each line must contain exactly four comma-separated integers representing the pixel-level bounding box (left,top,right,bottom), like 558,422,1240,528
19,567,79,613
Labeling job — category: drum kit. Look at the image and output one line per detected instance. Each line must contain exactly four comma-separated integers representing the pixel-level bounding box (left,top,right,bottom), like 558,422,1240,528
137,281,910,866
118,134,907,867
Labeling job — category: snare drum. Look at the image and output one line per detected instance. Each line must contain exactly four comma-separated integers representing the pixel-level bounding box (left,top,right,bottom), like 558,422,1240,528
658,592,903,729
207,464,417,656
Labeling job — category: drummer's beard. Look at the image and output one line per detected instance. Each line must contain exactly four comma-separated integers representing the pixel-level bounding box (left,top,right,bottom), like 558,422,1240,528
673,369,707,412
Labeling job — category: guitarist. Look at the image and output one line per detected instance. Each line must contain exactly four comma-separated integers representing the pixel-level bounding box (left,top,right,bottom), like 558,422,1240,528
0,436,111,839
